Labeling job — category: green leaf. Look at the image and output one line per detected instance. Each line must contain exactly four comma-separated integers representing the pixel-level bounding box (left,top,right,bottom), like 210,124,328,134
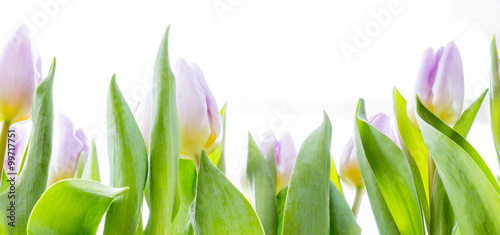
144,25,181,234
190,150,264,234
73,152,85,178
266,145,278,191
27,179,128,234
82,139,101,182
276,186,287,235
104,75,148,234
329,181,361,235
430,173,454,235
393,88,430,232
282,112,332,234
416,96,500,234
355,99,424,235
171,159,197,235
455,90,487,136
490,35,500,166
330,155,343,194
0,58,56,234
246,133,278,235
18,137,29,176
217,103,227,174
430,89,487,235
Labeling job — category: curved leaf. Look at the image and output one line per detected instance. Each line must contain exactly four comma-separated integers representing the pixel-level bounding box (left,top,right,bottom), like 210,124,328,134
282,112,332,234
145,25,181,234
171,159,197,235
27,179,127,234
104,75,148,234
329,181,360,235
355,99,424,235
246,133,278,235
190,150,264,234
490,36,500,165
416,96,500,234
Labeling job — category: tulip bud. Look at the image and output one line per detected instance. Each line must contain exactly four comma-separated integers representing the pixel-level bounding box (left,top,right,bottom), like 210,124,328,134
340,113,398,189
175,58,222,164
408,41,464,127
3,122,30,174
241,131,297,195
257,131,297,193
0,25,41,123
134,58,222,167
47,112,90,186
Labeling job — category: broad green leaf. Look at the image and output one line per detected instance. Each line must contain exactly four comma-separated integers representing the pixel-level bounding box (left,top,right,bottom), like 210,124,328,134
330,155,343,194
190,150,264,234
354,99,424,235
416,97,500,234
0,58,56,234
329,181,361,235
73,152,85,178
0,170,8,192
82,139,101,182
490,35,500,165
27,179,128,234
171,159,197,235
282,112,332,234
415,97,500,195
145,25,181,234
104,75,148,234
246,133,278,235
393,88,430,232
430,89,487,234
276,186,287,235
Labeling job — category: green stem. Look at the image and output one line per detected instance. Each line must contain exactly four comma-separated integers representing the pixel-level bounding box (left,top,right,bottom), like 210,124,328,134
0,120,11,177
352,187,364,219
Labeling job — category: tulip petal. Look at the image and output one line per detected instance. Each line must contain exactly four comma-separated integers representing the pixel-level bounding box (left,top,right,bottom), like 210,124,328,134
47,112,86,186
176,58,210,158
0,25,37,122
191,63,222,153
3,121,30,174
275,132,296,192
432,41,464,125
134,91,152,149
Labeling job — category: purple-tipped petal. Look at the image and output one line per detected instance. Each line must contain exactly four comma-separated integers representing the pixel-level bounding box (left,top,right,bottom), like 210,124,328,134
190,63,222,153
431,41,464,125
47,112,88,186
0,25,38,123
275,132,296,192
176,58,211,159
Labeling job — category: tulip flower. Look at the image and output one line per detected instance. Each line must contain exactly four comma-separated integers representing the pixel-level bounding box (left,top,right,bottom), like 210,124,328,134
3,122,30,174
241,131,297,195
340,112,398,218
46,112,90,186
0,25,41,176
135,58,222,167
407,41,464,127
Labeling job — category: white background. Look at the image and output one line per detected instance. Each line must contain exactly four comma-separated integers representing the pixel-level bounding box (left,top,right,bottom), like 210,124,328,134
1,0,500,233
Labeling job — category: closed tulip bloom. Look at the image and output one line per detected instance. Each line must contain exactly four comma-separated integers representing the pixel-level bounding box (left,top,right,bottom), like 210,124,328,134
0,25,40,123
340,113,398,189
134,91,152,150
240,131,297,196
47,112,90,186
257,131,297,193
176,58,222,166
408,41,464,127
